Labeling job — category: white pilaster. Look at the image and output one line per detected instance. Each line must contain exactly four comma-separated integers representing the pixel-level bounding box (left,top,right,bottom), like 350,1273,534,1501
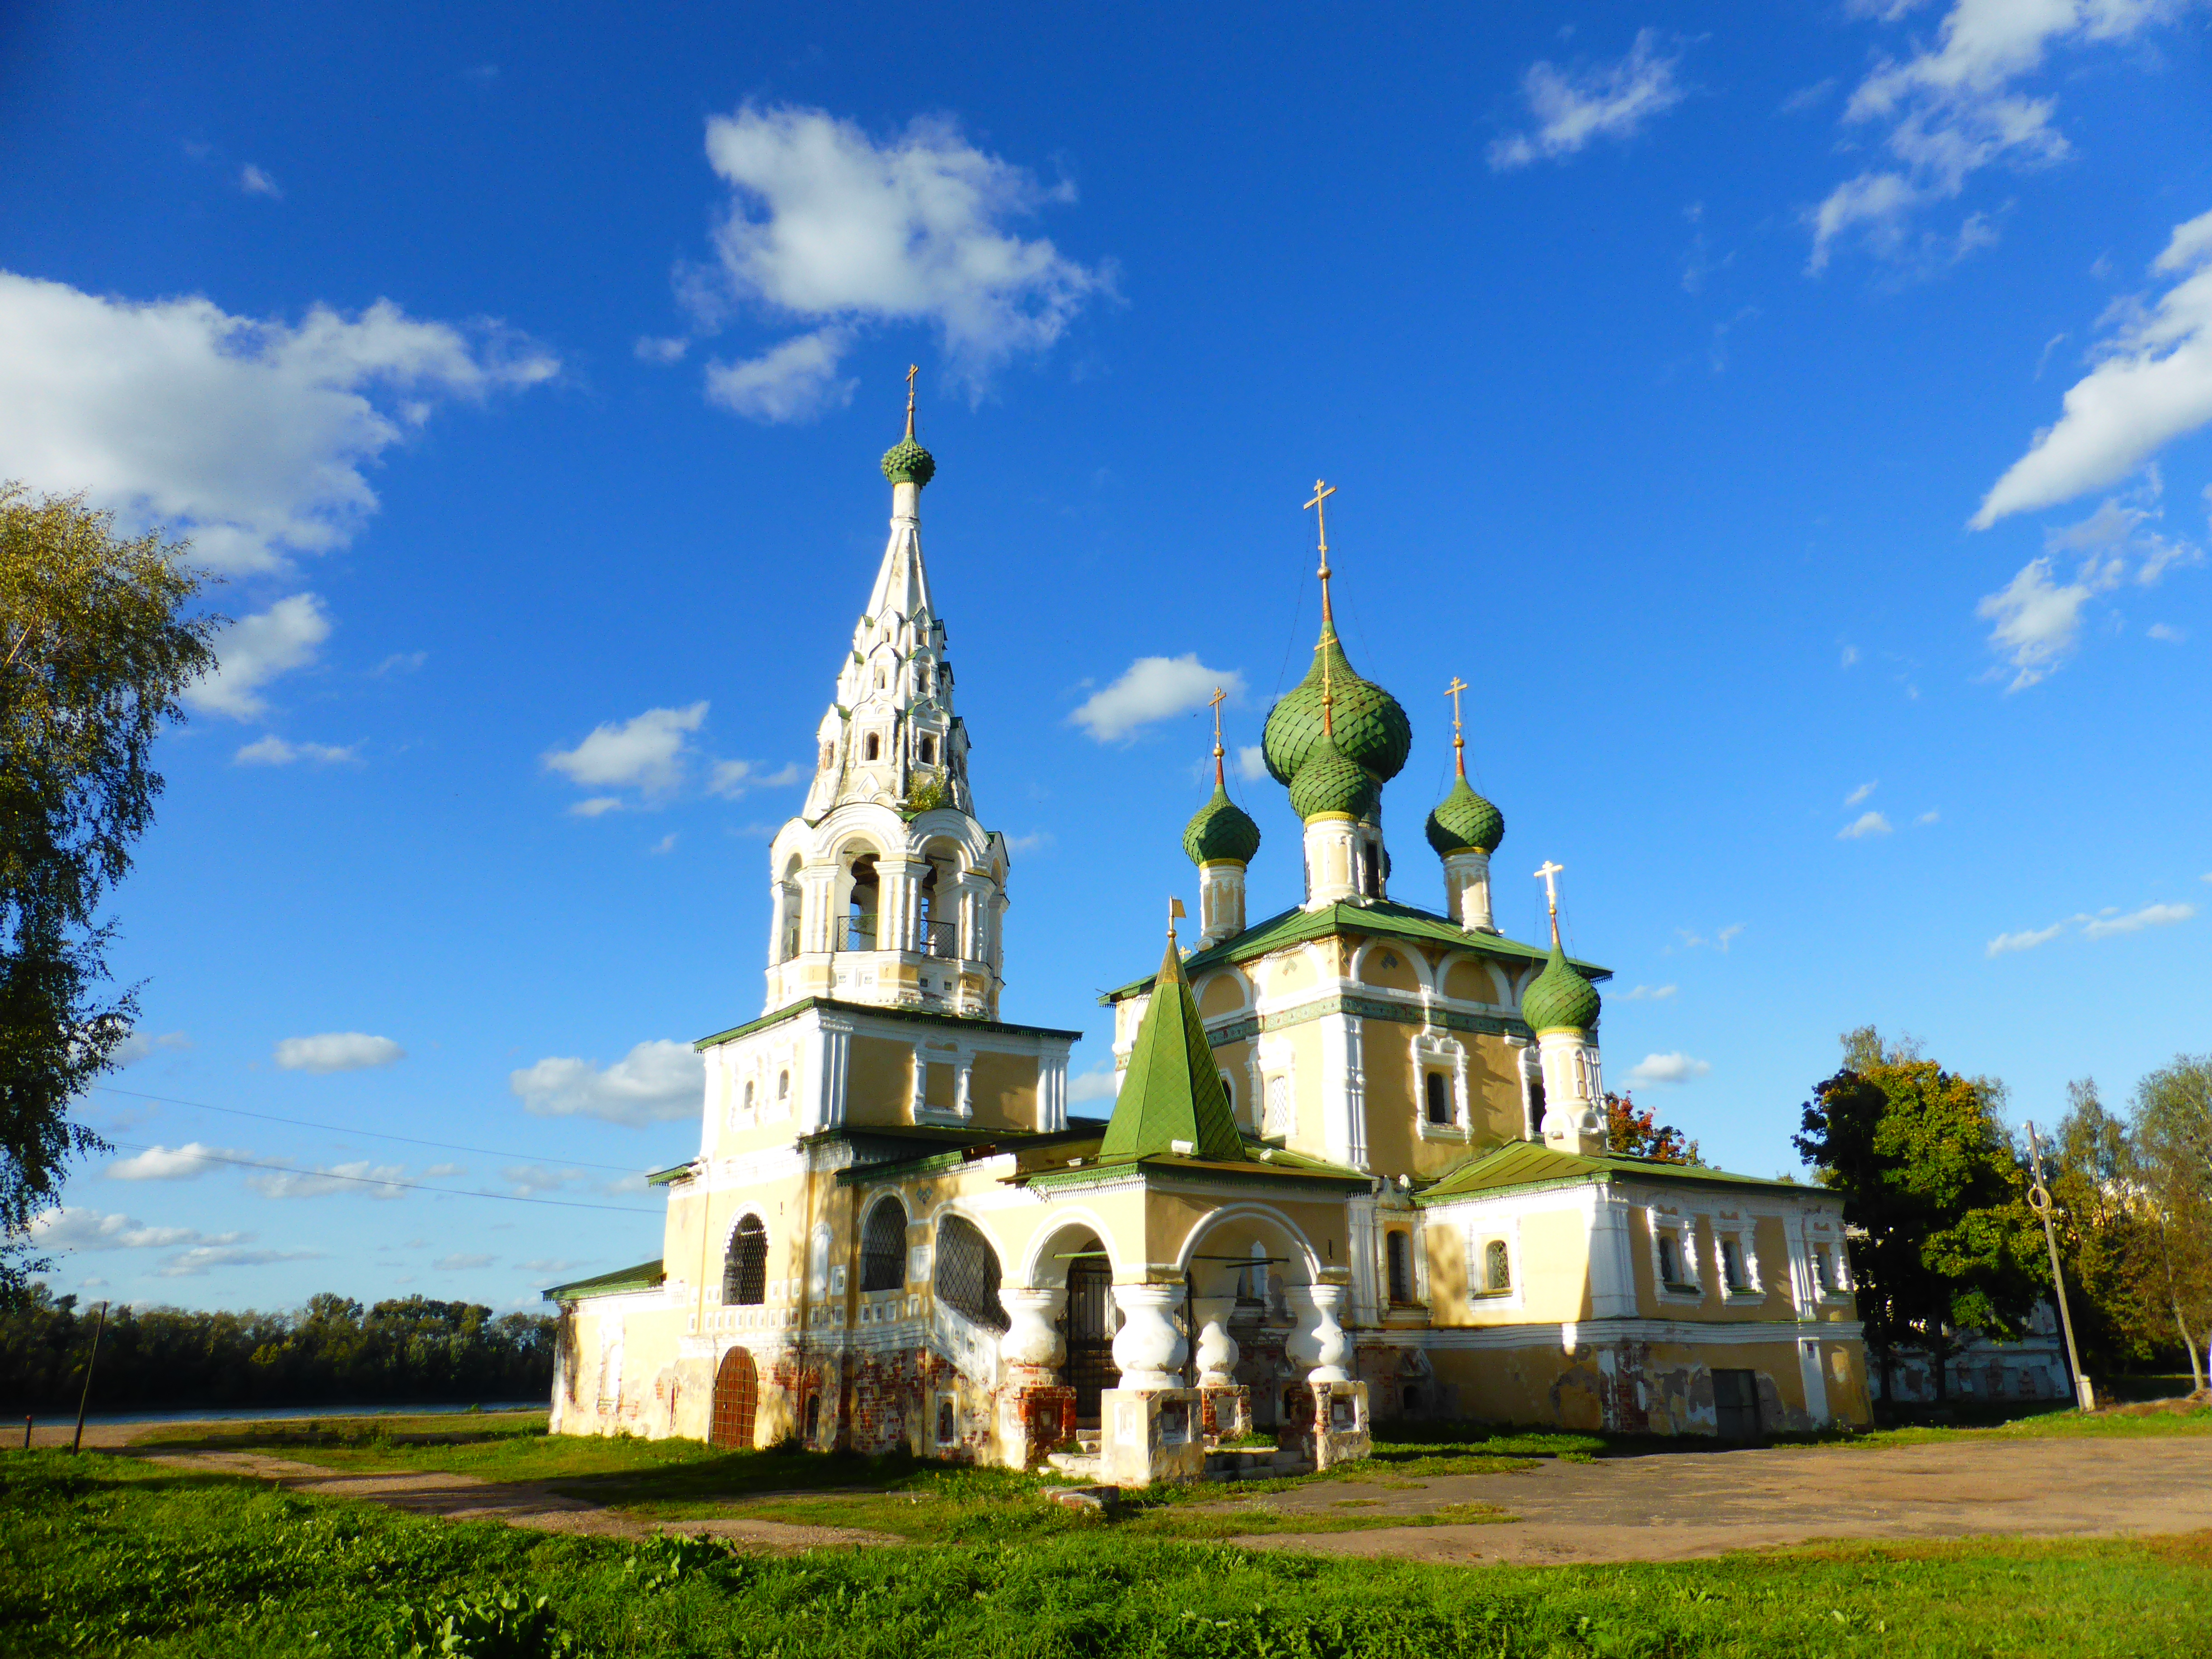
1442,848,1495,932
1197,860,1247,947
1302,817,1360,908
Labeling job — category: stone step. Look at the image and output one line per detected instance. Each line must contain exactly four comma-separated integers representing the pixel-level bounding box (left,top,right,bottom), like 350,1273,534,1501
1203,1446,1301,1475
1045,1450,1103,1481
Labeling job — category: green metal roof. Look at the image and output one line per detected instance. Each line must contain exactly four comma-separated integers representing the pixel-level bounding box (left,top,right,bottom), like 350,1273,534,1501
1099,899,1608,1003
1523,939,1602,1034
1425,773,1504,857
833,1125,1101,1186
1024,1135,1368,1194
1099,937,1247,1163
881,437,935,486
1261,623,1412,786
1287,743,1379,823
645,1162,695,1186
1183,781,1261,866
1413,1140,1804,1206
542,1258,666,1302
696,997,1085,1051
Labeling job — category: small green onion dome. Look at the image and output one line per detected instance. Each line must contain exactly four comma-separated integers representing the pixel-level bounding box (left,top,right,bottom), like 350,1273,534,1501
1425,776,1504,857
1287,748,1381,823
881,438,936,487
1183,783,1262,866
1522,941,1602,1034
1261,627,1412,787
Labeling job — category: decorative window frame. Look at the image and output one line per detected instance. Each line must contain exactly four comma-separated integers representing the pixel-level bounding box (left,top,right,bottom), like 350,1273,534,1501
1411,1030,1472,1144
1708,1214,1764,1301
933,1392,960,1447
1645,1207,1705,1303
1379,1218,1427,1311
1465,1220,1522,1308
1256,1034,1297,1142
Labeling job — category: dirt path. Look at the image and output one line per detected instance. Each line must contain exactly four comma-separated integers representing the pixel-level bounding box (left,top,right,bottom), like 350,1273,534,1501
1220,1437,2212,1564
136,1448,904,1553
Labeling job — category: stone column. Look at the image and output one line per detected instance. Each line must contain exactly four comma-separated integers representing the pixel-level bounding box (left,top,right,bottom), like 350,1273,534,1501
1192,1297,1241,1387
1109,1283,1187,1390
1288,1283,1352,1384
998,1287,1067,1383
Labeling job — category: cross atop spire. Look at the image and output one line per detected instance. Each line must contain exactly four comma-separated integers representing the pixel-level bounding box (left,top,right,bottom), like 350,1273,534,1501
903,364,919,439
1208,685,1228,785
1446,676,1468,779
1534,860,1565,948
1305,480,1339,735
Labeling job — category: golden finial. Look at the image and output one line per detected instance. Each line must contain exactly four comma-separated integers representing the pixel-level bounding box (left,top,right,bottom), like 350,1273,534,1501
1534,861,1565,950
1446,676,1468,780
1168,895,1186,939
903,364,919,439
1208,685,1228,786
1305,480,1339,736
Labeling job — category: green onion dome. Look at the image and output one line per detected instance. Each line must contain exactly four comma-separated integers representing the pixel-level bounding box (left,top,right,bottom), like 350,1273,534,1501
1182,783,1262,866
881,438,936,487
1261,626,1412,787
1425,775,1505,857
1287,746,1381,823
1522,941,1602,1035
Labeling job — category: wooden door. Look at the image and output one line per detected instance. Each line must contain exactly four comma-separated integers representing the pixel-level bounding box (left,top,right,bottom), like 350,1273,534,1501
710,1346,758,1449
1712,1368,1761,1442
1060,1257,1119,1424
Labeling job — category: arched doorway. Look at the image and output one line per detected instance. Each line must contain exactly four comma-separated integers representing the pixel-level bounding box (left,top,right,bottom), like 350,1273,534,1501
1060,1253,1118,1425
710,1347,758,1449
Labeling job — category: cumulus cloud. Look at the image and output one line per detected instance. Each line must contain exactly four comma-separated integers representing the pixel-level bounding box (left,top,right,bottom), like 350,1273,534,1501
239,164,281,199
1069,656,1243,744
2147,622,2186,641
1974,208,2212,525
27,1207,236,1252
1235,745,1268,783
248,1160,408,1200
1067,1063,1120,1106
1917,810,1942,825
157,1245,320,1277
0,275,555,574
184,594,331,721
1809,0,2189,274
687,105,1110,412
435,1253,496,1271
2082,901,2195,938
510,1039,703,1125
1003,830,1054,855
273,1032,405,1073
113,1029,190,1067
1975,556,2110,689
569,797,622,818
1838,811,1893,840
106,1142,248,1180
544,702,707,797
634,335,689,364
234,734,358,766
1845,780,1879,806
706,758,802,799
1489,29,1687,170
1987,921,2067,957
1625,1052,1711,1087
1617,984,1678,1001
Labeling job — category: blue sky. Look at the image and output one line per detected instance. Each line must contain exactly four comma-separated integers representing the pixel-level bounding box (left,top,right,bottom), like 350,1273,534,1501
5,2,2208,1313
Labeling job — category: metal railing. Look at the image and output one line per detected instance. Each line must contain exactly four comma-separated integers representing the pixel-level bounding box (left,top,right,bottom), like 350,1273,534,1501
826,914,965,958
834,914,878,952
919,919,960,959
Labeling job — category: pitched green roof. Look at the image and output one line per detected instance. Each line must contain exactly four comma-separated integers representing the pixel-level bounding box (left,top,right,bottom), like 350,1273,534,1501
695,997,1084,1052
542,1259,665,1302
1413,1140,1804,1206
1098,937,1247,1163
1100,899,1608,1003
1022,1135,1368,1193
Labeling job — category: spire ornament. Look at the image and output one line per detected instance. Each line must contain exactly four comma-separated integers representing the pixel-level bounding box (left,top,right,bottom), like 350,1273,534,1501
1305,480,1338,734
1535,860,1565,948
881,371,935,487
1523,859,1602,1036
1446,676,1468,778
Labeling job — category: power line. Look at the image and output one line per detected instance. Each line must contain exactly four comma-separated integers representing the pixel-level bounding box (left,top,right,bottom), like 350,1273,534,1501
90,1085,644,1174
105,1140,663,1216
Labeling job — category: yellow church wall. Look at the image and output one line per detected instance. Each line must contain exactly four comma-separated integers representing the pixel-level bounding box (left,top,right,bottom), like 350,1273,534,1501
847,1035,913,1122
1465,1036,1528,1145
968,1050,1039,1130
1440,957,1505,1005
1196,971,1247,1018
1355,946,1420,994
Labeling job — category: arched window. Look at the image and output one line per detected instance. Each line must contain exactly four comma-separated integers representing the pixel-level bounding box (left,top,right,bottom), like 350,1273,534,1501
777,1070,790,1103
859,1198,907,1292
743,1080,755,1113
725,1216,768,1306
919,735,936,764
1424,1072,1449,1126
863,732,881,761
932,1213,1009,1331
1485,1238,1511,1293
1385,1230,1415,1305
1658,1233,1683,1285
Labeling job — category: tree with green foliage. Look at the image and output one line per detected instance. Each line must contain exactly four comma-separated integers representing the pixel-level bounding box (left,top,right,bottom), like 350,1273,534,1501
1794,1026,2048,1402
2132,1054,2212,1390
0,485,216,1298
1602,1092,1700,1164
2041,1080,2175,1377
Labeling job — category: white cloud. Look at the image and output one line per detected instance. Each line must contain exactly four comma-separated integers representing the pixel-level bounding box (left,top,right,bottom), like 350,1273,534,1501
1987,921,2066,956
635,335,689,364
1004,830,1054,855
113,1029,190,1067
518,1257,585,1274
1916,810,1942,825
273,1032,404,1073
706,758,803,799
27,1206,235,1252
510,1039,703,1125
436,1253,496,1270
544,702,707,796
0,275,555,575
1067,1064,1120,1106
569,797,622,818
1235,745,1268,783
371,650,426,676
239,164,281,199
1069,656,1244,743
2082,901,2195,938
421,1163,464,1179
2147,622,2186,641
1625,1052,1711,1087
686,106,1110,409
185,594,331,721
105,1142,249,1180
157,1244,320,1277
1617,984,1678,1001
704,326,856,422
1838,811,1893,839
1974,208,2212,525
247,1159,407,1200
234,734,358,766
1716,924,1744,951
648,833,678,856
1845,780,1879,806
1809,0,2187,274
1976,556,2112,689
1489,29,1687,170
1840,644,1862,667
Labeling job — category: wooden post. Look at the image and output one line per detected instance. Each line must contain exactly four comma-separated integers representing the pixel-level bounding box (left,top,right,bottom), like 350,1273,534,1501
21,1415,30,1450
70,1300,108,1453
2025,1125,2096,1413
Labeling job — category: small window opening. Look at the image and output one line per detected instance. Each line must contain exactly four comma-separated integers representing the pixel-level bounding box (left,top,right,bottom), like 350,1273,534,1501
725,1216,769,1306
1403,1385,1422,1414
742,1080,755,1113
935,1397,956,1445
1385,1230,1414,1305
777,1070,790,1102
859,1199,907,1293
804,1393,822,1440
919,735,936,764
1218,1072,1235,1114
1658,1233,1683,1286
1812,1246,1833,1292
1721,1238,1747,1292
1424,1072,1449,1126
1486,1238,1511,1293
863,732,881,761
876,666,886,690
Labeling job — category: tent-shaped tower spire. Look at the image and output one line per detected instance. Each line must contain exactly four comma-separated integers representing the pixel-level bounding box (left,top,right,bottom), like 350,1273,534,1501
1099,904,1247,1163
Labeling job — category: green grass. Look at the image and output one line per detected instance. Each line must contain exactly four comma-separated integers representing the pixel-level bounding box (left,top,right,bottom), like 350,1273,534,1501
8,1451,2209,1657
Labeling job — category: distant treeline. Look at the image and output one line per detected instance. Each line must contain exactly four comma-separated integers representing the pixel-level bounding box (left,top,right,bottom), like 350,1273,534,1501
1,1288,555,1414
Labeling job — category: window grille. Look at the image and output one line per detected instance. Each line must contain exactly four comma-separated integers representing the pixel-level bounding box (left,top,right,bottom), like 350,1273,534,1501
860,1198,907,1292
1486,1238,1511,1292
1386,1230,1415,1305
932,1214,1009,1331
725,1216,769,1306
1264,1075,1293,1138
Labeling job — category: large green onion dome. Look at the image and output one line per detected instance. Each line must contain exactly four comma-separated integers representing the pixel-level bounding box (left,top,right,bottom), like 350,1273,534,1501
1182,783,1262,865
1261,626,1412,787
881,437,936,487
1425,775,1505,857
1522,941,1602,1035
1287,743,1381,823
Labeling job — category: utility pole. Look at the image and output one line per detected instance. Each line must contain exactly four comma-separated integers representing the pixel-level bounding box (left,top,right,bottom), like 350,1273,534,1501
70,1300,108,1453
2025,1123,2096,1413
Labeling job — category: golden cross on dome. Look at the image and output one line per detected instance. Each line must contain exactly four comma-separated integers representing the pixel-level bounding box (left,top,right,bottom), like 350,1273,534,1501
1208,686,1228,783
1446,676,1468,778
1534,860,1565,948
1304,479,1337,628
904,364,919,438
